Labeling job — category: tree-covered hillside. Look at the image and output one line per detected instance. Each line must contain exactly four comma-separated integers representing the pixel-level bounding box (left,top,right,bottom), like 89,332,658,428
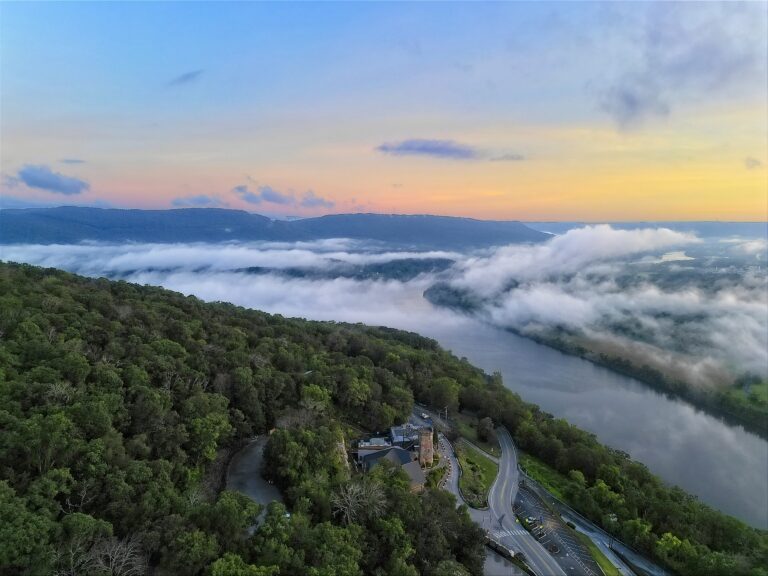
0,262,485,576
0,262,766,576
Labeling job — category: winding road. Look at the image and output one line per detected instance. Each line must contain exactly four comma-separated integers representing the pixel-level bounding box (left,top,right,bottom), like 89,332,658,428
488,429,569,576
437,429,567,576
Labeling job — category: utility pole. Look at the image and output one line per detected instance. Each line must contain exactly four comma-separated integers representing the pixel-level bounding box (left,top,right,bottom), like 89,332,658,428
607,513,618,550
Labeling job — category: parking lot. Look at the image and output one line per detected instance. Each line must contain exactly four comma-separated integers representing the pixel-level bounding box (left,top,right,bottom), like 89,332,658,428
514,485,603,576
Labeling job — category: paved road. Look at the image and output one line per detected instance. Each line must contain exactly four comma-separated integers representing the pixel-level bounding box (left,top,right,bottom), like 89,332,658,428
522,473,667,576
489,428,568,576
438,430,566,576
515,486,602,576
419,409,611,576
438,435,460,495
227,437,283,504
436,434,526,576
560,516,635,576
226,436,283,530
412,409,659,576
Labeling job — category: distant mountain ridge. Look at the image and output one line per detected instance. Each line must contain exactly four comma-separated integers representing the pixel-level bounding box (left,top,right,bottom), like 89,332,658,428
0,206,550,247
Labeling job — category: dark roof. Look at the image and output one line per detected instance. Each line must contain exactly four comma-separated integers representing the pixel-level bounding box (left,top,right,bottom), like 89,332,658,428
361,447,426,487
390,424,420,444
402,461,426,487
361,446,413,471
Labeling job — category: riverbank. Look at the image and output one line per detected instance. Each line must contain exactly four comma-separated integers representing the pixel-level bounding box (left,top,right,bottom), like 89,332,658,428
422,317,768,529
519,329,768,440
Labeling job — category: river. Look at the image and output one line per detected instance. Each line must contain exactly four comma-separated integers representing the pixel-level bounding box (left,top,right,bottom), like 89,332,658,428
408,313,768,530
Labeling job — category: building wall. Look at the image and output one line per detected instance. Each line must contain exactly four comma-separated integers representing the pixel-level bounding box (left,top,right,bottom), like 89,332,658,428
418,428,434,467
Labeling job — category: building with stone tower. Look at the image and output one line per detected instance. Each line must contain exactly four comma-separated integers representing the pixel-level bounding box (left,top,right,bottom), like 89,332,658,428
418,427,434,467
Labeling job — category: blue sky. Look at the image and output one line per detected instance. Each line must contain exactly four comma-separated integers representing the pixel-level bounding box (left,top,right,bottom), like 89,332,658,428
1,1,766,219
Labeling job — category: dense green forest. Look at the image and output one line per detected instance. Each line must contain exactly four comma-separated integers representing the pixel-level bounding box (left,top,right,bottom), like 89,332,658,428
1,262,766,576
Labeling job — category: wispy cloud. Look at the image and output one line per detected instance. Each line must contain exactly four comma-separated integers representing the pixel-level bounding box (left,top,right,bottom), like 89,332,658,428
377,139,479,160
16,164,89,195
60,158,86,164
232,185,262,204
376,139,526,163
490,153,526,162
434,226,767,385
744,157,763,170
171,195,226,208
301,191,335,209
2,173,21,189
599,3,765,129
232,184,334,210
601,83,670,129
258,186,294,205
232,184,291,205
168,69,204,86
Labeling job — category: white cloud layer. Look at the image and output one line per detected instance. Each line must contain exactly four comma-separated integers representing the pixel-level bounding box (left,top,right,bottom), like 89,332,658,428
0,241,460,276
442,226,767,385
1,225,765,387
453,225,700,297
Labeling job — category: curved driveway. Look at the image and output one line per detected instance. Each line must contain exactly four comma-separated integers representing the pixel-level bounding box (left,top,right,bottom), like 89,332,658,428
226,436,283,530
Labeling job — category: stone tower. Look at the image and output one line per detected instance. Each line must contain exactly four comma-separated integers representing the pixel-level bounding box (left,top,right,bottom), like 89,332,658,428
418,427,434,467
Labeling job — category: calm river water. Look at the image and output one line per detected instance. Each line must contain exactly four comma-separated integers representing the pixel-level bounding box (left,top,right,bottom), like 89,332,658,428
411,315,768,529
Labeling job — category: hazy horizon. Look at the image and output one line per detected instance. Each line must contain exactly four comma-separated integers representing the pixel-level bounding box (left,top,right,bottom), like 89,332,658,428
1,2,766,221
1,203,768,225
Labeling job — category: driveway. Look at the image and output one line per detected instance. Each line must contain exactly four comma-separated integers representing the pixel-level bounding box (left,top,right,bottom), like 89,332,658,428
226,436,283,529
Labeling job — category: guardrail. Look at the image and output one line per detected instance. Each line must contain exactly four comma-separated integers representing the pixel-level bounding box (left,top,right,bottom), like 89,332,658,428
458,436,500,463
485,535,537,576
494,425,667,576
519,470,620,548
449,422,664,576
517,466,667,576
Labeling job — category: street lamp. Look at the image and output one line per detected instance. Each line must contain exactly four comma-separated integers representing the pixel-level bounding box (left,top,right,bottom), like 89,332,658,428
607,513,618,550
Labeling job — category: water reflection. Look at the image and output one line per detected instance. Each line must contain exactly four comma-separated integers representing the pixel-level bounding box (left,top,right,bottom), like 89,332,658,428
416,316,768,529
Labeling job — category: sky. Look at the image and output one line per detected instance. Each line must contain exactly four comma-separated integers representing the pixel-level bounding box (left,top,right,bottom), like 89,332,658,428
1,1,766,221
